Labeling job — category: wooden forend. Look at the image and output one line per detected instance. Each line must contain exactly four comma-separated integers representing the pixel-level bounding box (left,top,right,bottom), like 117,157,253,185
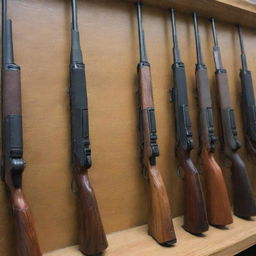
44,215,256,256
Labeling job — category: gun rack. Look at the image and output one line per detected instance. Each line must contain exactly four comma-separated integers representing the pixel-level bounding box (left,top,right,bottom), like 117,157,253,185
1,0,256,255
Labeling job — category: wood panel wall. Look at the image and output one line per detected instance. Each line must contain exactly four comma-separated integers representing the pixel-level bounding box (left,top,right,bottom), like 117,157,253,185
0,0,256,255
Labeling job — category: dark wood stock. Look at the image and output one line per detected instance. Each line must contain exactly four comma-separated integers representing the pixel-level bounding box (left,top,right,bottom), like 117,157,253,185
216,72,232,110
147,164,176,245
226,152,256,217
74,168,108,255
139,65,176,245
201,149,233,225
215,71,256,217
9,188,41,256
177,146,209,234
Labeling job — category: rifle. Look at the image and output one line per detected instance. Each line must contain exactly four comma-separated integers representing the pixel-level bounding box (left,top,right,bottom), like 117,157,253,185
192,13,233,226
237,25,256,157
169,9,208,234
136,2,176,246
210,18,256,218
69,0,108,254
1,0,42,255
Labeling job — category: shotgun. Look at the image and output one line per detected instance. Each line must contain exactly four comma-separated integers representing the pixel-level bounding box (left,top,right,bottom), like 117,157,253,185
69,0,108,254
169,9,208,234
237,25,256,157
210,18,256,218
192,13,233,226
1,0,42,255
136,2,176,246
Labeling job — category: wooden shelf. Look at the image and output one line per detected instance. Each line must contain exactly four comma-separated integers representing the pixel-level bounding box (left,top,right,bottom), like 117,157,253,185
124,0,256,29
44,215,256,256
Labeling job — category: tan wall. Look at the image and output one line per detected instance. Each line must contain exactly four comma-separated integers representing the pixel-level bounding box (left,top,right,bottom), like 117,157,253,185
0,0,256,255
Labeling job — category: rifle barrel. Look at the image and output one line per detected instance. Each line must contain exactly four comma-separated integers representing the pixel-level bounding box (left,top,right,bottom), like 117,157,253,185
71,0,78,31
2,0,14,66
136,2,148,63
237,24,248,70
2,0,6,65
193,13,204,66
210,18,223,70
169,9,181,63
70,0,82,63
210,18,218,46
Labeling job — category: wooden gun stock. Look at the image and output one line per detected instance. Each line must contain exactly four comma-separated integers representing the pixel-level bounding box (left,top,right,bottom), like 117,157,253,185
147,164,176,246
194,65,233,226
136,4,176,245
226,152,256,218
215,71,256,218
177,146,208,234
139,65,176,245
74,169,108,255
201,149,233,226
10,189,41,256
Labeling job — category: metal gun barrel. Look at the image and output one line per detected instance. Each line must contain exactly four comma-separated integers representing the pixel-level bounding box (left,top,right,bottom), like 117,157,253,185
136,2,148,63
238,25,245,54
2,0,7,64
70,0,82,63
210,18,223,70
193,13,204,66
169,9,180,63
2,0,14,66
71,0,78,31
210,18,218,46
237,24,248,70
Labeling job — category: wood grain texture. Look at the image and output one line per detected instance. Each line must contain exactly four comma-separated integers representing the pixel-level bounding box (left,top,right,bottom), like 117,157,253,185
11,189,41,256
195,66,233,226
126,0,256,28
147,165,176,245
74,170,108,255
201,149,233,226
214,65,256,218
139,65,154,108
44,215,256,256
138,63,176,245
0,0,256,255
177,146,209,234
226,152,256,218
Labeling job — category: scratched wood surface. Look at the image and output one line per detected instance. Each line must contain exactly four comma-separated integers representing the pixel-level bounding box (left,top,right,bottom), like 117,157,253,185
0,0,256,255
